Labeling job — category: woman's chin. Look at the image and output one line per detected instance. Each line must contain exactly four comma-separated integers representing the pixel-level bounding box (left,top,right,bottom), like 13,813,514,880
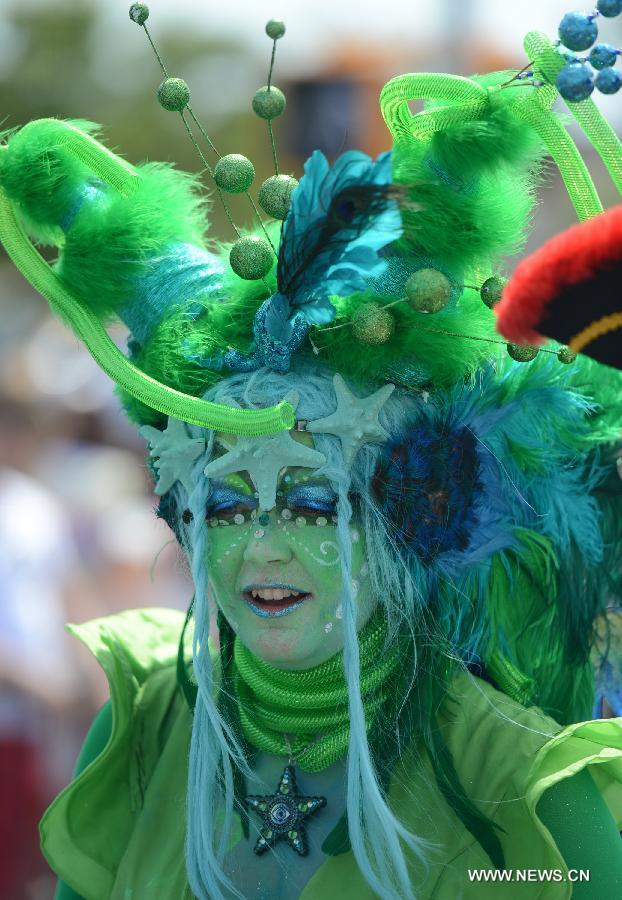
241,620,341,671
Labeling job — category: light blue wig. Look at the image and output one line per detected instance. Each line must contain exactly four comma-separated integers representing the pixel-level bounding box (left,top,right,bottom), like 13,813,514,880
168,363,430,900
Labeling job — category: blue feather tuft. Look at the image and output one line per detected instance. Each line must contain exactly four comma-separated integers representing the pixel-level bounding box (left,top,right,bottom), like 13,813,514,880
372,421,480,564
225,149,403,373
372,354,609,603
124,241,225,347
279,149,402,320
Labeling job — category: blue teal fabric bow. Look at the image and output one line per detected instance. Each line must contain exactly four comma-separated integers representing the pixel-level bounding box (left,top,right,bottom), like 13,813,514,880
226,148,402,373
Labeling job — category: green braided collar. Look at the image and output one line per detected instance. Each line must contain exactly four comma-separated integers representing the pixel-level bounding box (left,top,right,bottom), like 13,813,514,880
233,610,400,772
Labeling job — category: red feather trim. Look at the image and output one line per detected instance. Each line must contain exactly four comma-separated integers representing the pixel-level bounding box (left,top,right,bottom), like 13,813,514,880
495,205,622,344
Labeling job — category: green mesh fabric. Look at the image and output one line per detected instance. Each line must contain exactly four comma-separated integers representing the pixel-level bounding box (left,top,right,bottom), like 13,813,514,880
1,49,619,431
380,73,489,143
233,612,400,772
512,100,603,221
526,31,622,198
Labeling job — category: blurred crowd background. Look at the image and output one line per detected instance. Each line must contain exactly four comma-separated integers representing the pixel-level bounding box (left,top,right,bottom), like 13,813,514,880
1,0,622,897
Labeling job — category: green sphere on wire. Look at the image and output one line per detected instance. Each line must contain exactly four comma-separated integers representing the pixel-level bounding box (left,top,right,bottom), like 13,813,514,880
252,86,286,120
258,175,299,219
558,346,578,364
507,343,539,362
230,236,274,280
405,268,452,314
158,78,190,112
266,19,286,39
214,154,255,194
480,275,506,308
129,3,149,25
352,303,394,345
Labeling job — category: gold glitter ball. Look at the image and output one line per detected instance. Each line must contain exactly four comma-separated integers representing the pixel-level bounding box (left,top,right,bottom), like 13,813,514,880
352,303,394,345
507,343,539,363
405,268,452,314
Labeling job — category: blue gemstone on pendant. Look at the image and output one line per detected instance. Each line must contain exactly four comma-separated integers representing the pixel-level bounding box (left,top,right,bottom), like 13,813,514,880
557,63,595,101
258,512,270,525
590,43,619,69
558,12,598,52
595,65,622,92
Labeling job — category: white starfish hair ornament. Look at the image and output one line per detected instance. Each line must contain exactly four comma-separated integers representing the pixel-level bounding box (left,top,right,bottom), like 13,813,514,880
307,374,395,467
203,391,326,511
139,417,206,496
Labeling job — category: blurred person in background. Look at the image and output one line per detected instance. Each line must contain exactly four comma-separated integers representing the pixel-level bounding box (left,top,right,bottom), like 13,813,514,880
0,401,85,900
0,394,192,900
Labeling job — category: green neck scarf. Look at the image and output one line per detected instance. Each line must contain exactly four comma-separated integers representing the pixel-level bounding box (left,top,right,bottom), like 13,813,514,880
232,611,401,773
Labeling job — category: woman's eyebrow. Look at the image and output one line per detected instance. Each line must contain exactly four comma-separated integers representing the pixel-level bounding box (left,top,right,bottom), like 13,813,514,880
283,475,334,492
221,473,254,495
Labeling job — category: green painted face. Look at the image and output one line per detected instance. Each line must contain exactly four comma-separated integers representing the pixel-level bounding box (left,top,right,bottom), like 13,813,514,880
205,442,375,670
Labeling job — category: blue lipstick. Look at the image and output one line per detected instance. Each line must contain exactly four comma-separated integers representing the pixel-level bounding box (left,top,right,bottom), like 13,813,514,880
242,583,312,618
244,597,307,618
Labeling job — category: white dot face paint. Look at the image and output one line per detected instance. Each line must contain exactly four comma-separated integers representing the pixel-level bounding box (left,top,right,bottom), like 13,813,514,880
206,457,375,670
214,524,251,565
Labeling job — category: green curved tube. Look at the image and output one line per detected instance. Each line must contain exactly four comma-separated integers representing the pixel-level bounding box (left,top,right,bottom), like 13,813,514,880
0,187,294,434
526,32,622,199
17,118,142,197
378,52,603,224
380,73,488,144
512,100,603,221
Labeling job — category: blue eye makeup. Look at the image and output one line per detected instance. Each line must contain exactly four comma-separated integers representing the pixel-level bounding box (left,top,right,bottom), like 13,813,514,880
285,483,337,516
207,483,258,518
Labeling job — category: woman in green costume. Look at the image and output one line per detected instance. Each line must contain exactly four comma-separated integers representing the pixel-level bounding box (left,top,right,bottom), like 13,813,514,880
2,5,622,899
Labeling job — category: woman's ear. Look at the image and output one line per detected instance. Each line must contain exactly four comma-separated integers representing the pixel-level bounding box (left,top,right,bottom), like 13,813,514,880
156,489,189,549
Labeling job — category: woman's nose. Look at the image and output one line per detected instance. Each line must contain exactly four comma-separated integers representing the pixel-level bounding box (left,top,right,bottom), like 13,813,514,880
242,522,293,565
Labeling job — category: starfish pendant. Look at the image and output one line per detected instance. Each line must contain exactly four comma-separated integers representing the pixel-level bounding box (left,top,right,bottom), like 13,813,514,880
247,765,326,857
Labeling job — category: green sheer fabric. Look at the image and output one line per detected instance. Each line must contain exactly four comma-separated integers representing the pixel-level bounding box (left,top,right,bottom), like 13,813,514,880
378,31,622,224
54,702,112,900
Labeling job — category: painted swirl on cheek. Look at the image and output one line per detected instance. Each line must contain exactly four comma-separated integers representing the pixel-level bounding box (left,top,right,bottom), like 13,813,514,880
317,540,340,566
283,527,340,567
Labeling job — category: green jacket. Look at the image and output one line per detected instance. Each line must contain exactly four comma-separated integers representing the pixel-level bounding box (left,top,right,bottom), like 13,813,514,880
42,609,622,899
